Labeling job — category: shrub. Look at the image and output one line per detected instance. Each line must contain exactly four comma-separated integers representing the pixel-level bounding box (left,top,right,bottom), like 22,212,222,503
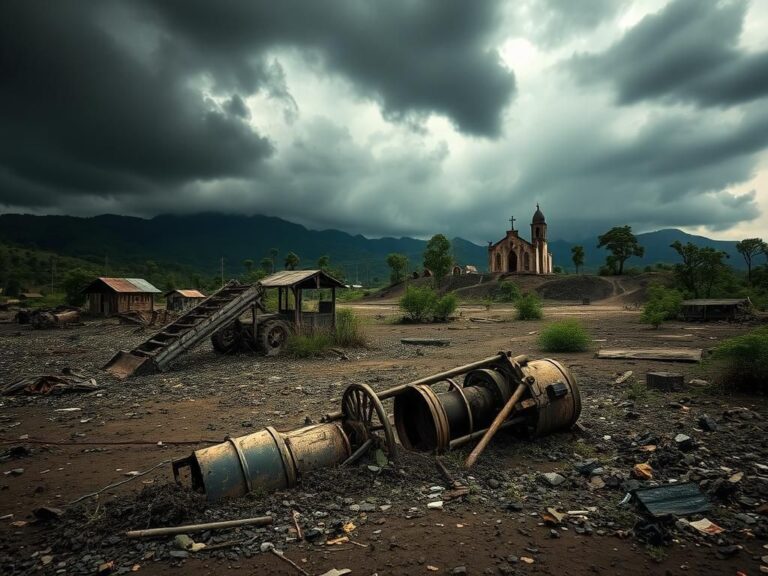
515,293,543,320
334,309,367,347
641,284,683,328
399,286,438,322
286,329,333,358
433,294,457,321
495,281,521,302
711,326,768,394
538,319,590,352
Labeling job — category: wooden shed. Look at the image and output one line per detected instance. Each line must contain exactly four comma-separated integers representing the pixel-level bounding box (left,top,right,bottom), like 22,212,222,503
260,269,345,330
680,298,753,322
82,277,161,317
165,289,206,312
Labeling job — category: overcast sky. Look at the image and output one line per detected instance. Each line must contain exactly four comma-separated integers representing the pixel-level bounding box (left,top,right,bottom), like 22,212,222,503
1,0,767,243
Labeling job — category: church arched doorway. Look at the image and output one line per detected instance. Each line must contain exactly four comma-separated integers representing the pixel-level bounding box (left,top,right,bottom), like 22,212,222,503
507,251,518,272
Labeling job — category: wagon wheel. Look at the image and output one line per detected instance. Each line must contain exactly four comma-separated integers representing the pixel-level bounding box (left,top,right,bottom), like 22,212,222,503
341,383,398,463
211,320,242,354
258,320,291,356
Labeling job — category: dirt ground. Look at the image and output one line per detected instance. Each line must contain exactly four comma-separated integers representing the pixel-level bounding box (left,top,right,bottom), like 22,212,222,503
1,298,767,575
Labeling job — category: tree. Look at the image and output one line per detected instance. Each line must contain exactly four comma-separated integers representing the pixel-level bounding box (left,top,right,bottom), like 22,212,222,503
423,234,453,285
284,251,300,270
317,255,331,271
269,248,279,273
4,277,21,298
597,226,644,275
62,268,92,306
736,238,767,285
386,253,408,284
670,241,729,298
242,259,254,274
259,257,273,272
571,245,585,274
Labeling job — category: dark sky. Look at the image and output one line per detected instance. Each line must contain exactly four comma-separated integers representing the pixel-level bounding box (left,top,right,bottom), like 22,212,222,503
1,0,766,242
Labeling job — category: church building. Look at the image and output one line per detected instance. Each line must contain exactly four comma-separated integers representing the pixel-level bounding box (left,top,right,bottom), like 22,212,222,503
488,204,553,274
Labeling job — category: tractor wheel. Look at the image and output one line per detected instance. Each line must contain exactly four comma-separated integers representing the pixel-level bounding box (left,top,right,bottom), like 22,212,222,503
258,320,291,356
211,320,242,354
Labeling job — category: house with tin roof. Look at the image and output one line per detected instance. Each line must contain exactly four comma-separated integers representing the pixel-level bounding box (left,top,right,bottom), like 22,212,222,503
81,277,161,317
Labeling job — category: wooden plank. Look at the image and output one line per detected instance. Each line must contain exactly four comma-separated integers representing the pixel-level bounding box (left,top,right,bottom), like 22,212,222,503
596,348,702,362
400,338,450,347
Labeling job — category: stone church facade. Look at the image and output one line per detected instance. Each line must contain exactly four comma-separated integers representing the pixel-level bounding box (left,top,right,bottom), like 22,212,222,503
488,205,553,274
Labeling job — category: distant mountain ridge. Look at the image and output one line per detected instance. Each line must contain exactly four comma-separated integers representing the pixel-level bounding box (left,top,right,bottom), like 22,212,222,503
0,213,750,279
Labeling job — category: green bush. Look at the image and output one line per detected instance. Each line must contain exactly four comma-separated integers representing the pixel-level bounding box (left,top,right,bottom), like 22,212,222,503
334,309,367,347
399,286,438,322
495,281,521,302
515,293,543,320
286,329,333,358
433,294,457,321
538,319,590,352
641,284,683,328
712,326,768,394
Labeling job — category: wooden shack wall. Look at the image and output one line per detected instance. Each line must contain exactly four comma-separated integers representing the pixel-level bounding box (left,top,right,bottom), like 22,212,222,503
86,292,154,316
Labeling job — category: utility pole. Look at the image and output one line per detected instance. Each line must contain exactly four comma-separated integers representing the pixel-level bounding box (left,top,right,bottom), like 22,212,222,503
50,255,56,294
220,257,224,287
104,254,109,276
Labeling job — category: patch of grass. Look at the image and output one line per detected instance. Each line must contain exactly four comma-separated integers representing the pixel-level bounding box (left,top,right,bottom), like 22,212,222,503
645,545,667,563
573,441,597,459
627,379,648,400
515,292,543,320
334,309,367,348
538,319,590,352
286,329,333,358
711,326,768,394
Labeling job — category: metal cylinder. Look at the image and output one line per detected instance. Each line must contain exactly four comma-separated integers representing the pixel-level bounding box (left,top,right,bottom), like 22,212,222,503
393,359,581,452
522,359,581,437
174,423,350,501
394,370,510,453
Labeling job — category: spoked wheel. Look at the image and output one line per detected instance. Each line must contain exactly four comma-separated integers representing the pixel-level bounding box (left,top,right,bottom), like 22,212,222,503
341,383,398,463
211,320,242,354
258,320,291,356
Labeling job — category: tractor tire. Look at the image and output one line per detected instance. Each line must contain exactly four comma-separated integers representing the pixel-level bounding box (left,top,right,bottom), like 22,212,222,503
211,320,242,354
258,319,291,356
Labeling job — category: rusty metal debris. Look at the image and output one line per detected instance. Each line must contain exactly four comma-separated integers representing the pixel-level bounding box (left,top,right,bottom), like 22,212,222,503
31,308,80,329
174,351,582,501
3,368,99,396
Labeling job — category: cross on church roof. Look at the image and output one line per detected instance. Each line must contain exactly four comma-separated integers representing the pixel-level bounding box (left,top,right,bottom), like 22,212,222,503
509,215,516,230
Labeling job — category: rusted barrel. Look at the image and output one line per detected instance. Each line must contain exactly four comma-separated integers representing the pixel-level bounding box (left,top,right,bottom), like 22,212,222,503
522,359,581,437
173,423,350,501
393,359,580,452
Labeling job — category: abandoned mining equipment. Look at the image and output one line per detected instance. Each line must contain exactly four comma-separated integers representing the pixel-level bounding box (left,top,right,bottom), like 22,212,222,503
104,270,344,379
173,352,581,501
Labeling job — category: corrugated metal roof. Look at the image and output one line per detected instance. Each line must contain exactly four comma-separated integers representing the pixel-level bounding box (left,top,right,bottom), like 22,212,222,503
681,299,749,306
167,289,206,298
260,269,345,288
93,277,161,293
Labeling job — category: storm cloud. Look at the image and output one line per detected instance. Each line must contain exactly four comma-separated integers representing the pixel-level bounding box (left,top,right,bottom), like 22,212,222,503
0,0,766,242
572,0,768,107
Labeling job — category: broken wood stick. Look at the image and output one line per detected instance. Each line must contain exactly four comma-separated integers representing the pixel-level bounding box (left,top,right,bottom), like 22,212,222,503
125,516,273,538
464,382,527,469
270,548,310,576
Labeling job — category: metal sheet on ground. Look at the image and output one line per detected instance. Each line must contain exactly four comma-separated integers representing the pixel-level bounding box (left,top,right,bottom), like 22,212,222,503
634,483,710,518
596,348,702,362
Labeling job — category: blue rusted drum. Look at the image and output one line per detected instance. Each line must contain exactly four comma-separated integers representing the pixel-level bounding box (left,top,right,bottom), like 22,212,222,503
173,423,350,501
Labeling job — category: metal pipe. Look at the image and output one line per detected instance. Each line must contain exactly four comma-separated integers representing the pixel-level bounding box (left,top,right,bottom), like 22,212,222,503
464,382,527,469
448,416,525,449
125,516,273,538
323,352,511,421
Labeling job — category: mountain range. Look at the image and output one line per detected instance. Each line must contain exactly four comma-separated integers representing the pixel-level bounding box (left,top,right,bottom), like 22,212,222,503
0,213,752,281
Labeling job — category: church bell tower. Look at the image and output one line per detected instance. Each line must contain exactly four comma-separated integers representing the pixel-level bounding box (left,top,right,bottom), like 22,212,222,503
531,204,550,274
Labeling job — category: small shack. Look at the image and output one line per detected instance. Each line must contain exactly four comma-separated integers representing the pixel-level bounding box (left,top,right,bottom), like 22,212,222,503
165,289,206,311
260,269,345,330
82,277,161,317
680,298,753,322
19,292,44,301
